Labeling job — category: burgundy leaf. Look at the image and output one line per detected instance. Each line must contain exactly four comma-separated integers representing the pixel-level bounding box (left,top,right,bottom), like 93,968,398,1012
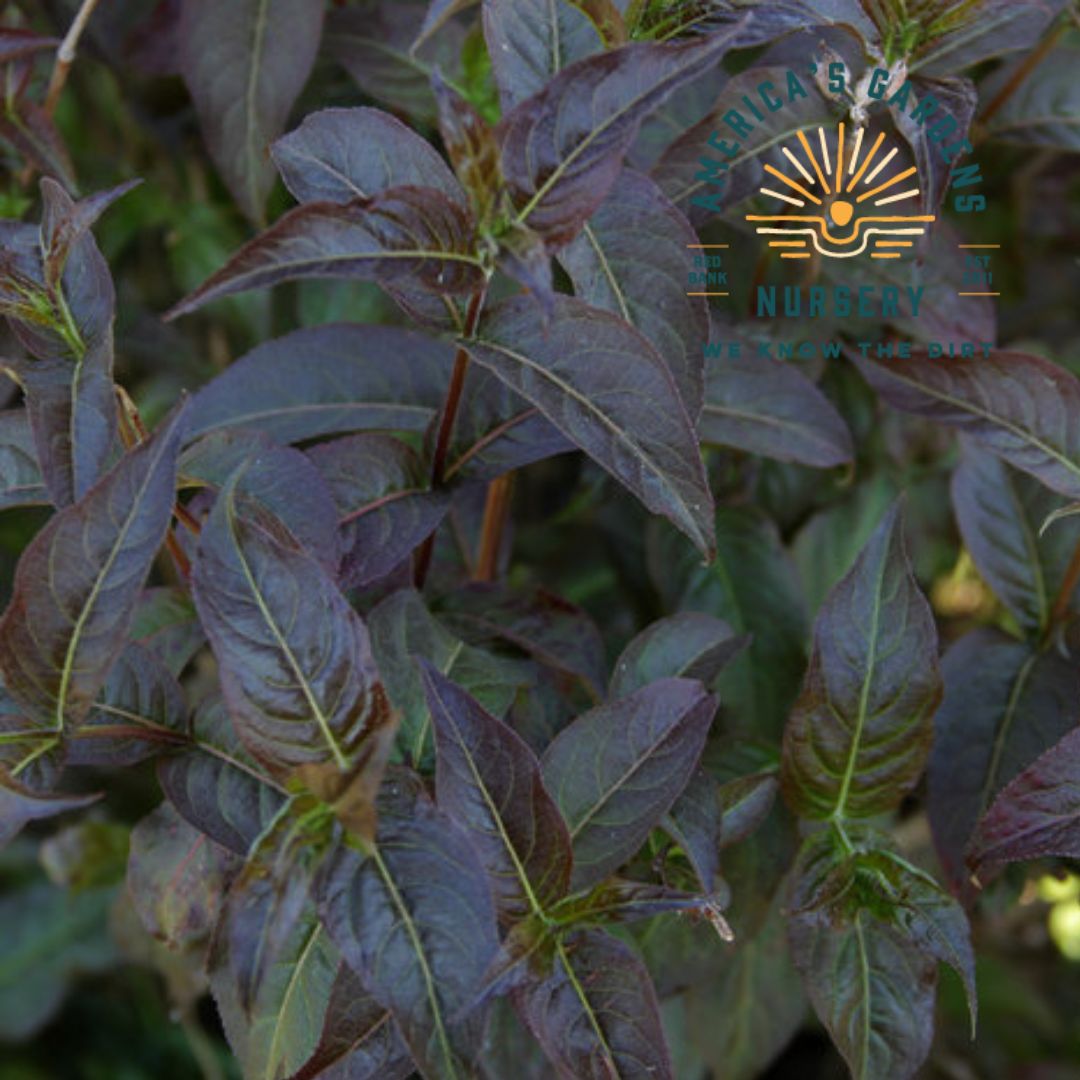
699,347,854,468
0,770,99,849
969,725,1080,874
190,479,392,776
127,801,239,949
0,402,186,771
317,773,500,1078
185,322,453,445
166,189,484,318
0,407,47,509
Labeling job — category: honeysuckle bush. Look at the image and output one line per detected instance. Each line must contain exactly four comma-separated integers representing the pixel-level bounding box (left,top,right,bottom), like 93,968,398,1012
1,1,1080,1078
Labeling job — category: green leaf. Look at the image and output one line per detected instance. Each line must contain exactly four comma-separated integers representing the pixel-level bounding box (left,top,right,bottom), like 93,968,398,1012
368,588,534,769
781,502,941,821
610,611,748,699
0,880,117,1041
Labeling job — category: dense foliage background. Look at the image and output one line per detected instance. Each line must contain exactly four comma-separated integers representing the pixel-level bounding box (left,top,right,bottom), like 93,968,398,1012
1,1,1079,1078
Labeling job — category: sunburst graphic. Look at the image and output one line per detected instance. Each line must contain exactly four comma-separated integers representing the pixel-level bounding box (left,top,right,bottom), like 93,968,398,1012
745,123,935,260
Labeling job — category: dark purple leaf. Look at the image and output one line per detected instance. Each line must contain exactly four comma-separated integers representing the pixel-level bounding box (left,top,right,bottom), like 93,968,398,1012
326,2,467,127
610,612,748,699
293,965,412,1080
969,725,1080,873
559,169,708,417
952,443,1080,635
442,366,573,482
368,588,533,768
166,189,484,318
855,350,1080,500
789,883,937,1080
894,77,977,216
12,342,117,508
483,0,605,111
179,0,325,223
131,586,205,676
185,323,453,445
699,348,854,468
0,408,46,509
67,642,187,767
127,801,239,949
210,872,339,1080
781,502,941,820
158,696,287,857
648,506,807,738
982,44,1080,150
542,678,716,889
513,929,674,1080
462,295,715,556
497,27,749,247
0,403,185,775
191,478,392,776
317,773,500,1078
422,662,573,921
433,74,502,226
0,28,59,63
180,428,343,573
652,65,835,224
307,434,450,588
438,583,607,702
0,770,99,849
0,100,75,192
717,771,779,849
272,106,465,207
661,768,722,892
415,0,479,51
911,0,1067,75
684,897,804,1080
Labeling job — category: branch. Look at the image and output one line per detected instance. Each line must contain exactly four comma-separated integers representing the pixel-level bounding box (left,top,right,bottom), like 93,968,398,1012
44,0,105,117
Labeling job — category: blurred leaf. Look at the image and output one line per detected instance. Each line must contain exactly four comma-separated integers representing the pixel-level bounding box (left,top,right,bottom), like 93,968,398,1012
179,0,325,223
